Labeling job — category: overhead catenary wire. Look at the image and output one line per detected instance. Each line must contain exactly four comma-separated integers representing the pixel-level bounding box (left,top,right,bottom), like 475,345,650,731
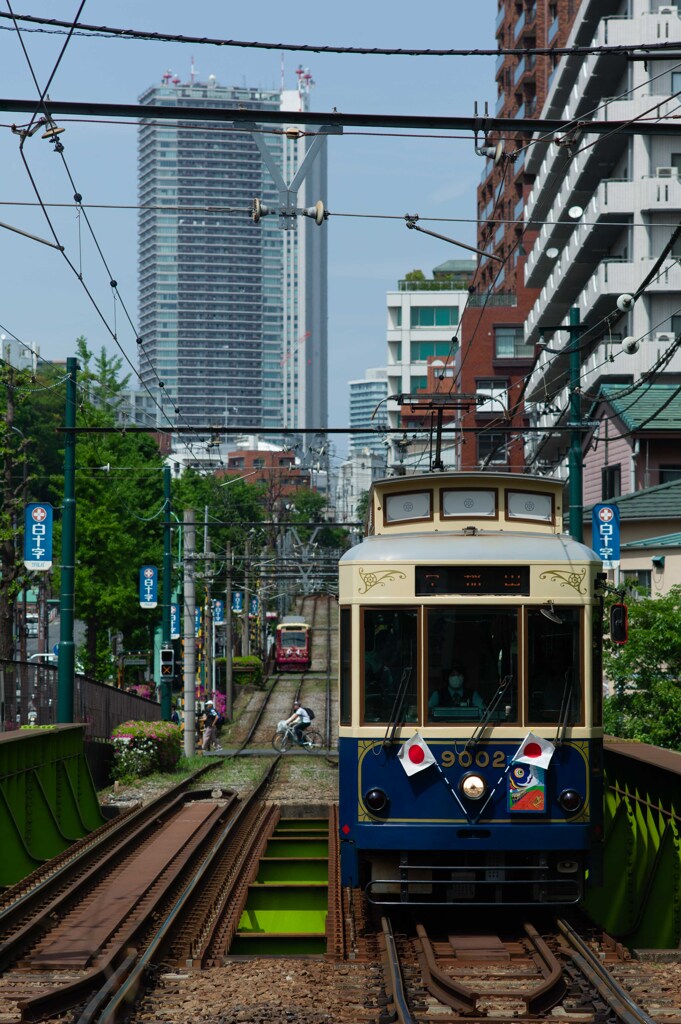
3,11,681,60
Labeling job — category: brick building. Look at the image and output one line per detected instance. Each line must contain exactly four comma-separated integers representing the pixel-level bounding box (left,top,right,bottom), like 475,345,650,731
456,0,581,470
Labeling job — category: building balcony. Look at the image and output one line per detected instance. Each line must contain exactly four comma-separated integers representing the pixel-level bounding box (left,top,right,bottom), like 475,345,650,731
547,16,559,43
527,176,681,288
525,258,681,398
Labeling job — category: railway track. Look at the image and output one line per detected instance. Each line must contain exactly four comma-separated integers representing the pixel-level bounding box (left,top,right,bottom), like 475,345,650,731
349,911,673,1023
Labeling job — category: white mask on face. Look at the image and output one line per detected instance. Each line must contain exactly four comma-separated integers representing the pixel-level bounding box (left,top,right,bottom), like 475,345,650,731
449,674,464,689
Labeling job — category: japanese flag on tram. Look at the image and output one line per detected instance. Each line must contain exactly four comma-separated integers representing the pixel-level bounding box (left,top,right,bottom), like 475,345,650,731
398,732,436,776
512,731,555,771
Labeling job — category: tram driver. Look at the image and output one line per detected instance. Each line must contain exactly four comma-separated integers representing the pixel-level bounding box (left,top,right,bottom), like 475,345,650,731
428,664,485,716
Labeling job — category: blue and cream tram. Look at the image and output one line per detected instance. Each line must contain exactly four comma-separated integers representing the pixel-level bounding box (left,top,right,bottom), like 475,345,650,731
338,472,604,905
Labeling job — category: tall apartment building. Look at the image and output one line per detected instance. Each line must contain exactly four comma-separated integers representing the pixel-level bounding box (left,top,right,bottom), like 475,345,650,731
522,0,681,499
456,0,581,471
349,369,388,456
137,69,327,435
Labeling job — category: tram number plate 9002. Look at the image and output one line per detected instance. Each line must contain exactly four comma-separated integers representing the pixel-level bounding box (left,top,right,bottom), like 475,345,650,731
440,749,507,769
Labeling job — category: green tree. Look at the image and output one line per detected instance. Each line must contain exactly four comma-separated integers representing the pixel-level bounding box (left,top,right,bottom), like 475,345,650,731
53,339,165,677
603,585,681,749
355,489,370,527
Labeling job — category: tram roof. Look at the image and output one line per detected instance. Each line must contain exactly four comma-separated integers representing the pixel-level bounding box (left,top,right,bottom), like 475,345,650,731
340,530,598,565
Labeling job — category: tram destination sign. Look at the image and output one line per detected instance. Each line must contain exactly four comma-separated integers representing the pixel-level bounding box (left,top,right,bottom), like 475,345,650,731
416,565,529,596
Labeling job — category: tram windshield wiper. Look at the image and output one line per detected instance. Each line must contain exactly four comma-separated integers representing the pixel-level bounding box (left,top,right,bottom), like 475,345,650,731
555,669,573,746
383,664,414,747
464,674,513,751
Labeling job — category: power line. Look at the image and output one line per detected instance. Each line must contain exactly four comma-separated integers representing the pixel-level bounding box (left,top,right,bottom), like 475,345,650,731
2,12,681,59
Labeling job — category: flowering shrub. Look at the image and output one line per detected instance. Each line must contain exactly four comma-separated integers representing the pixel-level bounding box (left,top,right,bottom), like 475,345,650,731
111,719,182,782
127,684,154,701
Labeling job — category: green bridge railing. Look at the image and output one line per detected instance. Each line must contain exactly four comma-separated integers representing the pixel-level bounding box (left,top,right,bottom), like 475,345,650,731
0,725,104,887
585,741,681,950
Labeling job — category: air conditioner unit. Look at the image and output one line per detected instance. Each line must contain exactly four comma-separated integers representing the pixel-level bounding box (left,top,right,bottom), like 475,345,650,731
656,331,675,345
656,166,677,178
658,5,678,15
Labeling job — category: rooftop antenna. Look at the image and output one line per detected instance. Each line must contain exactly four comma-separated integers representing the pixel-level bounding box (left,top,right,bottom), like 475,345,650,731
190,55,196,85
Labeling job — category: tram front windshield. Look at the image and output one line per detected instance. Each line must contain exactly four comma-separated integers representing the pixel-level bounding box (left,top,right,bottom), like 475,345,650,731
360,606,583,727
427,608,518,723
280,629,306,647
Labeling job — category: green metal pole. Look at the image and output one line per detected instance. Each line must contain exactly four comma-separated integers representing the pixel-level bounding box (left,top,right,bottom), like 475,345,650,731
568,307,583,542
161,465,172,720
57,357,77,723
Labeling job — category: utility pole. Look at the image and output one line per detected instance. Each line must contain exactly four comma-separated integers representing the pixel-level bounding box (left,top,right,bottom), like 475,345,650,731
224,542,233,721
57,357,77,723
161,465,172,720
568,307,584,543
183,509,196,757
204,536,213,701
242,537,251,658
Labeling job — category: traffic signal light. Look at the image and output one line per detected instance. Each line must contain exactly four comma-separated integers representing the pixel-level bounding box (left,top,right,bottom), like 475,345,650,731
610,603,628,645
160,647,175,677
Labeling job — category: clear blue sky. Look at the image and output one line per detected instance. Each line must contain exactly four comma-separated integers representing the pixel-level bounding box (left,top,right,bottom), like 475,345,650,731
0,2,496,444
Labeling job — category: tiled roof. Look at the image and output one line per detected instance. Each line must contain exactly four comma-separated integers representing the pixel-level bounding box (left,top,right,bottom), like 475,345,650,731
584,479,681,520
598,384,681,432
621,532,681,550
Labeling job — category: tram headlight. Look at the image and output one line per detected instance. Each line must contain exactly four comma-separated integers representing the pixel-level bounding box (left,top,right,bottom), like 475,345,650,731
558,789,583,815
460,773,487,801
364,787,389,813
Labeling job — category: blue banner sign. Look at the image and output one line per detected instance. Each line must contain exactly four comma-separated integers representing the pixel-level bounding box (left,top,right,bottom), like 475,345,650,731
213,599,225,625
139,566,158,609
24,503,53,571
232,591,244,613
195,607,202,635
170,603,180,640
592,503,620,569
250,595,259,616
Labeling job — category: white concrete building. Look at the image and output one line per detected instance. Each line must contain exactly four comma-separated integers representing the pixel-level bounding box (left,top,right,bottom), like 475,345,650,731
386,262,474,433
522,0,681,475
335,449,387,524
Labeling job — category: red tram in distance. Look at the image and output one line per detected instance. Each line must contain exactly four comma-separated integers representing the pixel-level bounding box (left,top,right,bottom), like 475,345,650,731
274,616,312,671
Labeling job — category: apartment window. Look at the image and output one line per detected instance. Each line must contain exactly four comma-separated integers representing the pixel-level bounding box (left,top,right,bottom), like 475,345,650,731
476,378,509,416
673,72,681,96
477,431,508,465
411,340,453,360
659,465,681,484
601,465,621,501
494,325,532,359
410,306,460,328
622,569,651,595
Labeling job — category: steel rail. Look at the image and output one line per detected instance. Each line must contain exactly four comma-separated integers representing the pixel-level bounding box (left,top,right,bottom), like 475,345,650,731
416,920,565,1015
78,763,279,1024
557,918,658,1024
0,764,217,930
380,916,417,1024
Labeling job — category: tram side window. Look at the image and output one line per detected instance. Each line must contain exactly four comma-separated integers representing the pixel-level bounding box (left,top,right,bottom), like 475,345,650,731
426,608,519,723
527,608,582,724
340,608,351,726
363,609,418,724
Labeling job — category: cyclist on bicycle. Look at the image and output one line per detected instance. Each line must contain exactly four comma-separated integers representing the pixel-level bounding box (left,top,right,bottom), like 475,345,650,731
285,700,312,746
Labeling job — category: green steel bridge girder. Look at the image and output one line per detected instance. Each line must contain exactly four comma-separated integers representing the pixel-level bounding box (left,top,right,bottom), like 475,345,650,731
0,725,105,887
584,746,681,949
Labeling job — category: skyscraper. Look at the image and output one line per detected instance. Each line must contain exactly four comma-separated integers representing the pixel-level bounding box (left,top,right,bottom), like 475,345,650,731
137,68,327,436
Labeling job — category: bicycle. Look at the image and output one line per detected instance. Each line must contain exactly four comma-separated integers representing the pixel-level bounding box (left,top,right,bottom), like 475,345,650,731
272,720,323,752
